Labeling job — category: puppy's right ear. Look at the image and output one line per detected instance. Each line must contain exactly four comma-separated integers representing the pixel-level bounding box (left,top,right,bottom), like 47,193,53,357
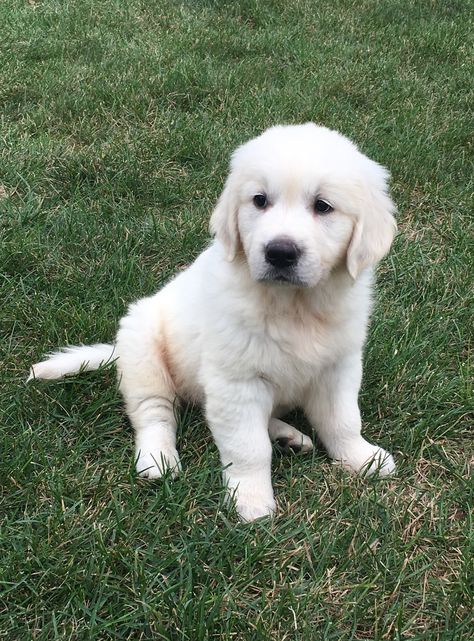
210,176,240,261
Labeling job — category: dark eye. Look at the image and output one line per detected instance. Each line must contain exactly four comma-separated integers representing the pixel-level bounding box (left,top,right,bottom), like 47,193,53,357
314,199,333,214
253,194,268,209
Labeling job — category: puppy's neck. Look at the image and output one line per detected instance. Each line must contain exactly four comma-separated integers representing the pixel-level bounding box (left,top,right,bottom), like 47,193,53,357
230,254,365,318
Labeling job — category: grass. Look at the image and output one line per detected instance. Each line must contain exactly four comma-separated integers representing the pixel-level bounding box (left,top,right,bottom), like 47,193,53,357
1,0,472,639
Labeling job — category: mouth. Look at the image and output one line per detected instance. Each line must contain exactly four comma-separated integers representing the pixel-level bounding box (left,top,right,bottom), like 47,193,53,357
257,268,307,287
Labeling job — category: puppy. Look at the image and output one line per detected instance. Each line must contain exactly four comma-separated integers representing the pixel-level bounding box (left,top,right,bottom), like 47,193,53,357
30,123,397,521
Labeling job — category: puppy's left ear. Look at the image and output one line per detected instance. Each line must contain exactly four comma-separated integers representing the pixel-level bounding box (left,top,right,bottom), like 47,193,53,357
209,175,240,261
346,164,397,279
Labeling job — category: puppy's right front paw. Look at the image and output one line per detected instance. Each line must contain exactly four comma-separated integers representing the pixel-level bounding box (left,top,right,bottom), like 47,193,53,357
228,484,276,522
136,448,181,479
236,497,276,522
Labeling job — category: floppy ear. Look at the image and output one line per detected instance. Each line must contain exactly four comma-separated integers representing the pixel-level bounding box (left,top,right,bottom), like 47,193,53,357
346,167,397,279
209,175,241,261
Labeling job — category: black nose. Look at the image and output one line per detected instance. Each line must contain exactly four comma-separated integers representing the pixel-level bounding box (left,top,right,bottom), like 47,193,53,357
265,239,300,268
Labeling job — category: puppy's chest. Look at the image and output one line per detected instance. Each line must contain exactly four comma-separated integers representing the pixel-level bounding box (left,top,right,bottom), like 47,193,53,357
239,316,328,403
264,311,337,367
212,295,359,389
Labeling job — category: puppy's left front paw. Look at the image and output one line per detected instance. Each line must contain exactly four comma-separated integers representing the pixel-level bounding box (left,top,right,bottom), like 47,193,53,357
335,440,396,477
358,446,396,477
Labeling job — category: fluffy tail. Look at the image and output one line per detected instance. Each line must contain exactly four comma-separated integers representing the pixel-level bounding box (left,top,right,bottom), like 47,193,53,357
28,343,116,381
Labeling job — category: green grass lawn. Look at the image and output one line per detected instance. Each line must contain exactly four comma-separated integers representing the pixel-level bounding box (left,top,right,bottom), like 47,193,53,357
1,0,472,639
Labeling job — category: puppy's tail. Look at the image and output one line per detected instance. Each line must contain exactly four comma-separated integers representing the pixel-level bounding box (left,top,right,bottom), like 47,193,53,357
28,343,116,381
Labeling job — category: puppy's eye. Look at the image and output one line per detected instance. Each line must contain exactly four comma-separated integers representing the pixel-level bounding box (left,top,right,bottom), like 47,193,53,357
253,194,268,209
314,199,333,214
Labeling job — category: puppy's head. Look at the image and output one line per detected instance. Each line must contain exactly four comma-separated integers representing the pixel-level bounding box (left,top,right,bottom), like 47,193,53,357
210,123,396,286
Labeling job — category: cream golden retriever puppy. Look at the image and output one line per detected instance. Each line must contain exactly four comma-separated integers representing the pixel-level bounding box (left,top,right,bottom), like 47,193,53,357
30,123,397,521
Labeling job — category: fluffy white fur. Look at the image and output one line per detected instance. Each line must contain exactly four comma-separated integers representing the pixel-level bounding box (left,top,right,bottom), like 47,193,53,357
30,123,397,522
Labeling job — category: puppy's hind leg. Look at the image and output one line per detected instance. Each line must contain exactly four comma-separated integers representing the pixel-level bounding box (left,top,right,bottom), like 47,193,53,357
116,300,181,479
269,418,313,453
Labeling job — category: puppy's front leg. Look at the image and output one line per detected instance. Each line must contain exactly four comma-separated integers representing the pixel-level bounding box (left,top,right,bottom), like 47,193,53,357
205,374,276,522
305,353,395,476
